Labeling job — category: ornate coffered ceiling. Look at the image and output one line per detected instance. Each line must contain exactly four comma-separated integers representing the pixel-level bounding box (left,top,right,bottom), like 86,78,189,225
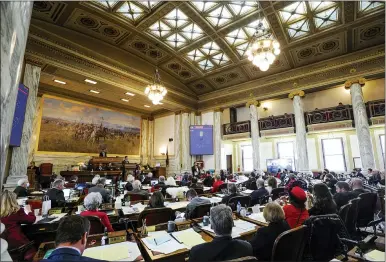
27,1,385,115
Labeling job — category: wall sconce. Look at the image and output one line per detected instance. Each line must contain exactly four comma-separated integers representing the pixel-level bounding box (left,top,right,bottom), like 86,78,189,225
262,102,271,111
160,146,166,155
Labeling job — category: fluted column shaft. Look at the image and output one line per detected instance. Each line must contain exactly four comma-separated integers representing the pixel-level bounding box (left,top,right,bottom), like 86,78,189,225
214,110,222,173
345,78,375,172
181,112,190,172
147,119,154,165
248,102,261,172
140,118,149,165
174,113,181,173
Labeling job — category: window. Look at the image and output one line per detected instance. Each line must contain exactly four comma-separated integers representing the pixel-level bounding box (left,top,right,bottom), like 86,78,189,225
380,135,385,166
277,141,295,160
242,145,253,172
322,138,346,171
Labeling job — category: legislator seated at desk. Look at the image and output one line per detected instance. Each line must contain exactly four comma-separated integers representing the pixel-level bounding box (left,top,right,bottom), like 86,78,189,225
188,204,253,261
46,179,66,208
211,174,224,193
333,181,356,210
1,190,37,261
81,192,114,232
125,180,149,200
125,174,134,191
250,179,269,206
185,189,210,220
99,149,107,158
221,183,240,205
14,178,29,198
308,183,337,216
89,178,112,204
146,191,165,209
42,215,107,262
282,186,309,229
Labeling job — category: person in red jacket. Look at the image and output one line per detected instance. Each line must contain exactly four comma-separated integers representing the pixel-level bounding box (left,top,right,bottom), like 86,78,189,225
0,190,37,261
211,174,224,193
282,186,309,228
80,192,114,232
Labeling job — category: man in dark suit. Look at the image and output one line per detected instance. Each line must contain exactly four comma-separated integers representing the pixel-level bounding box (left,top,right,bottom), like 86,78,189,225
46,179,65,208
221,183,240,205
350,178,368,198
99,149,107,157
14,178,29,198
89,178,112,203
250,179,269,206
188,204,253,261
191,163,200,177
333,181,355,210
42,215,106,261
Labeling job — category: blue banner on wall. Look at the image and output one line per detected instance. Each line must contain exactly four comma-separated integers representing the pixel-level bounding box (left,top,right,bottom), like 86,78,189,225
10,84,29,147
190,125,213,155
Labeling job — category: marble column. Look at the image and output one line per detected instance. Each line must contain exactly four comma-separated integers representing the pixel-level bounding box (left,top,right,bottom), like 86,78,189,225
28,95,43,164
140,118,149,165
147,118,154,166
345,78,375,172
181,112,190,172
6,64,42,188
214,109,222,173
174,112,181,173
247,101,261,172
289,90,310,173
1,2,33,187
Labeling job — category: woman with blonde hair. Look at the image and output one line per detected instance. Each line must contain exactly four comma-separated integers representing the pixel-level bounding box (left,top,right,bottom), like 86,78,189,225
249,202,290,260
211,173,224,193
1,190,37,260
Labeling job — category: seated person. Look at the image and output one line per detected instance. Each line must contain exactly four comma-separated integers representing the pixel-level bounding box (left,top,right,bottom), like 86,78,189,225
46,179,66,208
333,181,355,210
142,172,153,185
308,183,337,216
324,174,338,194
221,183,239,205
368,169,382,185
124,175,134,192
189,177,203,189
89,178,112,204
125,180,149,200
350,178,368,197
246,173,257,190
285,174,297,191
155,176,167,195
0,190,36,261
250,179,269,206
80,192,114,232
188,204,253,261
211,174,224,193
146,191,165,209
42,215,106,261
91,175,101,187
282,186,309,228
97,163,105,171
180,173,189,186
65,175,78,188
266,177,277,194
185,189,211,219
249,202,290,260
165,176,177,187
13,178,29,198
203,173,214,187
220,170,226,181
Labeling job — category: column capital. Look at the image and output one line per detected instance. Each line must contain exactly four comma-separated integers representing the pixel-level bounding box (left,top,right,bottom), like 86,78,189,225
195,111,201,116
246,100,261,108
344,77,366,89
174,110,182,115
288,90,305,99
181,109,191,114
214,108,224,113
141,116,151,120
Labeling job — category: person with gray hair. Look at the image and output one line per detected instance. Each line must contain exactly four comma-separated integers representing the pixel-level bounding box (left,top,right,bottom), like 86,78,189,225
124,175,135,191
221,183,240,205
125,180,149,199
188,204,252,261
185,189,211,219
89,178,111,203
13,178,29,197
80,192,114,232
91,175,100,186
350,177,368,197
46,179,65,207
250,178,269,206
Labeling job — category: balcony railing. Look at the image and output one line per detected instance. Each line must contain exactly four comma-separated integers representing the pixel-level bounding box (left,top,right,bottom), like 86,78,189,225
306,104,353,125
223,121,251,135
367,100,385,118
258,114,295,131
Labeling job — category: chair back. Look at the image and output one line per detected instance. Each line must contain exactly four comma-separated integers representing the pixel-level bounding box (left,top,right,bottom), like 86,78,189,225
27,199,43,210
190,203,212,219
259,194,271,205
84,215,105,234
39,163,53,176
338,202,351,224
271,187,285,201
8,241,35,261
345,198,360,238
357,192,378,227
219,183,228,192
192,187,204,195
228,196,251,211
137,207,173,227
127,193,148,201
303,214,350,261
271,225,308,261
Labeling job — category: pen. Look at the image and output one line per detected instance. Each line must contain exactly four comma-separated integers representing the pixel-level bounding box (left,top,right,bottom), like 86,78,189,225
169,233,182,244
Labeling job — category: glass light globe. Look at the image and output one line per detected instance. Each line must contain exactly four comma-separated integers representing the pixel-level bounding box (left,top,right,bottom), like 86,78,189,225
259,62,269,71
267,53,275,64
273,41,280,49
273,48,281,55
263,40,271,48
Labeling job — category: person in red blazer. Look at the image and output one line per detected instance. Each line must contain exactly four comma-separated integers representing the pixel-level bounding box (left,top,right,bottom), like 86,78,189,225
80,192,114,232
0,190,37,260
211,174,224,193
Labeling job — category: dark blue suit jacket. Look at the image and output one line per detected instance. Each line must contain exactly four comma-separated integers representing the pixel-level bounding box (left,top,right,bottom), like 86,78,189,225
42,247,107,262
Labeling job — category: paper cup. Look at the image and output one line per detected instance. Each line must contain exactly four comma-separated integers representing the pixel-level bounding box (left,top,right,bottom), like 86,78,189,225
34,209,40,216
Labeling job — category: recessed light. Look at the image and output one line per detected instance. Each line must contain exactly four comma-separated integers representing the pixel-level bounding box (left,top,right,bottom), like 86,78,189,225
144,105,150,108
54,79,66,85
121,98,129,102
85,79,97,84
125,92,135,96
89,90,100,94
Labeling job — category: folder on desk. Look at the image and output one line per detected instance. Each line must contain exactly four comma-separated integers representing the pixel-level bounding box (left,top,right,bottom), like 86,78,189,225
83,242,141,261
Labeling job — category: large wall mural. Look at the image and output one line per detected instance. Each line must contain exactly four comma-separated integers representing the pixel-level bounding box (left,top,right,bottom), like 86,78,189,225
38,97,141,155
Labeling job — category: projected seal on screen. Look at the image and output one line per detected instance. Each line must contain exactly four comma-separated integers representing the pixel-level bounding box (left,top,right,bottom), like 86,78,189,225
190,125,213,155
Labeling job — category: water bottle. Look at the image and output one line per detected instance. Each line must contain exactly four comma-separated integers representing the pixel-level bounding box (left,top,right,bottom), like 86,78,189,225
237,201,241,213
101,227,108,246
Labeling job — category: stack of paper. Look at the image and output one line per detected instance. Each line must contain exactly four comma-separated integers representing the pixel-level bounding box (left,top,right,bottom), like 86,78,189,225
83,242,141,261
165,201,189,210
241,189,254,194
171,228,206,249
201,220,256,238
247,212,267,224
210,197,222,203
142,231,186,254
364,250,385,261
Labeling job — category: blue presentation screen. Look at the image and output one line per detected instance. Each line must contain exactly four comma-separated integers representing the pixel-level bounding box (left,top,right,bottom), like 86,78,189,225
190,125,213,155
10,84,29,147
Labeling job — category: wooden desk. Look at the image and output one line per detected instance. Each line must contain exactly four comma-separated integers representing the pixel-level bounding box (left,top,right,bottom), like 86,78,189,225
238,214,268,227
347,237,385,261
33,230,143,262
60,170,121,183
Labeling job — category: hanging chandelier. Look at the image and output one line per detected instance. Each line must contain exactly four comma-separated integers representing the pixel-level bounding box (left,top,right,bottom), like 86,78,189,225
144,68,167,105
246,12,280,72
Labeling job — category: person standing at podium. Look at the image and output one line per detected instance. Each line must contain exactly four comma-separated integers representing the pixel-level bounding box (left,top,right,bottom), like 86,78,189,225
121,156,129,181
99,149,107,157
